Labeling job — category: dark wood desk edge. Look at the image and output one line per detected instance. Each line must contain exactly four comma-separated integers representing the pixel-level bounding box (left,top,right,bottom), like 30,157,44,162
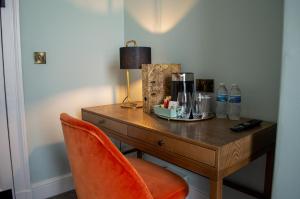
82,107,276,149
82,107,277,173
82,108,219,151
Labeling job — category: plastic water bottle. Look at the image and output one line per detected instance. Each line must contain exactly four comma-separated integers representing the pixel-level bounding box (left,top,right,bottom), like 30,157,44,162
216,83,228,118
228,84,241,120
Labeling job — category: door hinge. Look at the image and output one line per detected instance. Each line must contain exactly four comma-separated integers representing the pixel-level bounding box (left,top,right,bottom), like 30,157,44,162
0,0,5,8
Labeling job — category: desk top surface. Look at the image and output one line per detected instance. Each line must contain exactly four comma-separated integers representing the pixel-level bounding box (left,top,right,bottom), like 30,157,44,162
82,104,276,149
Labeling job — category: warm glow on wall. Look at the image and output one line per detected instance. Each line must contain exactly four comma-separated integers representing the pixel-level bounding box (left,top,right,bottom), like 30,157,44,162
126,0,198,34
27,85,126,151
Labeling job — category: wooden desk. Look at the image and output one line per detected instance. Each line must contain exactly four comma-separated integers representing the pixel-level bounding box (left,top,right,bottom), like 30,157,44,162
82,104,276,199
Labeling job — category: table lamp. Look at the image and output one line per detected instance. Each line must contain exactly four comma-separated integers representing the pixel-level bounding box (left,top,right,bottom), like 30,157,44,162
120,40,151,108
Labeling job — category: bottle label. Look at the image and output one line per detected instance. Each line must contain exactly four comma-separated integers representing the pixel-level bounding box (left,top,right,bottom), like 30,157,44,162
229,96,241,103
217,95,228,102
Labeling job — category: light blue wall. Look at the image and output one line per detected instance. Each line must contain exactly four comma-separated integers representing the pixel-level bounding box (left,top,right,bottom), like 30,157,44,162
124,0,283,197
20,0,125,183
125,0,283,121
273,0,300,198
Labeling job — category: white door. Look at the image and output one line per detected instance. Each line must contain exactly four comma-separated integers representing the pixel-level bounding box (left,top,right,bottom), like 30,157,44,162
0,2,14,193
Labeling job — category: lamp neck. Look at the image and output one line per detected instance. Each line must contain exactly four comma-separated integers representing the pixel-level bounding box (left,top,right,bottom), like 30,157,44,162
126,69,131,102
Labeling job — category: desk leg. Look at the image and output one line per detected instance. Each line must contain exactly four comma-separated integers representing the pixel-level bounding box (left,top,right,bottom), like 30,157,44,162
210,179,223,199
264,146,275,199
137,150,143,159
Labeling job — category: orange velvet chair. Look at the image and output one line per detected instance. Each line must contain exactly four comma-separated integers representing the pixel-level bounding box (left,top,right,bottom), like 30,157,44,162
60,113,188,199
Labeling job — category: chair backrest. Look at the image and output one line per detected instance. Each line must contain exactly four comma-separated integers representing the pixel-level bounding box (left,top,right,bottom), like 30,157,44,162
60,113,153,199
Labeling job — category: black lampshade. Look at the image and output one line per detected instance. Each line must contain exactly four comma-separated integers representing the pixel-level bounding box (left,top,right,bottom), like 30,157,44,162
120,47,151,69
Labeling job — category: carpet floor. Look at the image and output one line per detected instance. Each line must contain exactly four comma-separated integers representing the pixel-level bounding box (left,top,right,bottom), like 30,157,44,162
47,190,77,199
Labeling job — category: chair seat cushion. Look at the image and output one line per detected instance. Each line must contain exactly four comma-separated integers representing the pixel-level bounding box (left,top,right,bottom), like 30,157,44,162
128,157,189,199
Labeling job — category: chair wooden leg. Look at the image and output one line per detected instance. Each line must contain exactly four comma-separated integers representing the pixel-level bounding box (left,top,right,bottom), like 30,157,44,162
264,146,275,199
210,178,223,199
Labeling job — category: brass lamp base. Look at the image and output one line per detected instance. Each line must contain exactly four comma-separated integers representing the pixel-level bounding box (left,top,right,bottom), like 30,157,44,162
121,69,143,109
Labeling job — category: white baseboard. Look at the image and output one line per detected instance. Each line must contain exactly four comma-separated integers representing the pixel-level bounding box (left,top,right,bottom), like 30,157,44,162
31,173,74,199
188,185,209,199
15,189,33,199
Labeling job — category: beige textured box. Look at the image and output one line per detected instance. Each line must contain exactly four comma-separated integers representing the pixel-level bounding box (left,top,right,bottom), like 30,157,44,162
142,64,181,113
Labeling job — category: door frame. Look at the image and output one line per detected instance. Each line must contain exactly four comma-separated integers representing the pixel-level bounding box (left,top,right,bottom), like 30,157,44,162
0,4,13,193
1,0,32,198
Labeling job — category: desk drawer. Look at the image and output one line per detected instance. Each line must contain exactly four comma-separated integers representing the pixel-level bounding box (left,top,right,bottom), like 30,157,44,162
82,112,127,135
128,126,216,167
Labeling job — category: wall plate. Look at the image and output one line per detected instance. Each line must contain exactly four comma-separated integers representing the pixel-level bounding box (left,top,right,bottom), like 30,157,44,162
34,52,46,64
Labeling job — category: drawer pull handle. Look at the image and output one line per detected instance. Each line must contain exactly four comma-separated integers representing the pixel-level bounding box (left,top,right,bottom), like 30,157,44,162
98,119,105,124
157,140,165,146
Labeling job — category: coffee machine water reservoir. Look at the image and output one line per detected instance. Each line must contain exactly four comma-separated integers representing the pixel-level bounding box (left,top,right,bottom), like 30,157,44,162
171,73,194,101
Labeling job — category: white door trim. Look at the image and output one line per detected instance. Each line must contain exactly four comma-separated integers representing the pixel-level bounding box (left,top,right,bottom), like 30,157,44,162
1,0,32,198
0,6,13,192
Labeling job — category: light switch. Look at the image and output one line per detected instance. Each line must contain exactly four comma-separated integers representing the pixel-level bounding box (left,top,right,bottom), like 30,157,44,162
34,52,46,64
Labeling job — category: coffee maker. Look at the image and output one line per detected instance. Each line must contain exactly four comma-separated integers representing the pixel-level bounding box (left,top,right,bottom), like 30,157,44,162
171,73,194,101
